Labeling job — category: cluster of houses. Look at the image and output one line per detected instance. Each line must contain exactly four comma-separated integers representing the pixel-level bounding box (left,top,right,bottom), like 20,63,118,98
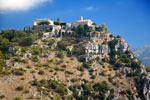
31,17,129,61
32,16,95,37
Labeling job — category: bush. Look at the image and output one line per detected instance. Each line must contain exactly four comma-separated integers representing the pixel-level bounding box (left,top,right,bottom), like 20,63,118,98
48,79,58,89
14,68,25,76
145,66,150,72
72,47,85,56
14,57,22,62
16,86,24,91
48,39,55,46
117,35,122,38
0,60,6,73
91,75,96,79
32,80,39,86
65,71,73,75
57,40,70,50
93,81,109,93
38,70,45,75
82,62,91,69
56,83,67,95
14,97,22,100
77,66,84,72
56,51,64,58
33,56,39,62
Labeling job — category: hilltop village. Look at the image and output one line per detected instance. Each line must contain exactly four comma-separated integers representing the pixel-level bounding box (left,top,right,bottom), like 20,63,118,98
31,16,129,57
0,17,150,100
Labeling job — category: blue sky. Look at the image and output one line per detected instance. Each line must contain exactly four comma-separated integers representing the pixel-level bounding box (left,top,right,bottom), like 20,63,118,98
0,0,149,48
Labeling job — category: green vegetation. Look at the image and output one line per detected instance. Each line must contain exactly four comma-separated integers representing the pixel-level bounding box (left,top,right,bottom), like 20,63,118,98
38,70,45,75
57,39,70,50
0,60,6,73
95,23,107,32
82,62,91,69
33,56,39,62
37,21,50,25
72,24,92,37
90,75,96,79
56,51,64,58
65,71,73,75
14,97,22,100
120,89,133,100
16,85,24,91
13,68,26,76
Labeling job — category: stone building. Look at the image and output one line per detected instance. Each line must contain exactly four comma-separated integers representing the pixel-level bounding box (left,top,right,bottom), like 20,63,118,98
71,16,95,28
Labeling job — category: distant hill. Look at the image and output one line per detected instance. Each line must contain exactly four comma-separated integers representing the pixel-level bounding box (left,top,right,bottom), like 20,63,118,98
132,45,150,67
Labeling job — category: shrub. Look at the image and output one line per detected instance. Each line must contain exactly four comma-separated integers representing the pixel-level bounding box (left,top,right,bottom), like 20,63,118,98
145,66,150,72
61,65,67,68
71,78,78,82
93,81,109,93
131,61,140,69
32,80,39,86
48,79,58,89
0,60,6,73
56,51,64,59
14,97,22,100
16,86,24,91
56,83,67,96
38,70,45,75
91,75,96,79
77,66,84,72
72,47,85,56
14,57,22,62
33,56,39,62
65,71,73,75
14,68,25,76
82,62,91,69
57,40,70,50
26,65,32,69
117,35,122,38
48,39,55,46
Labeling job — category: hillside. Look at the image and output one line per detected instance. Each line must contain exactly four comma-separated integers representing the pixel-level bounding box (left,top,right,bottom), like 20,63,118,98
132,46,150,67
0,17,150,100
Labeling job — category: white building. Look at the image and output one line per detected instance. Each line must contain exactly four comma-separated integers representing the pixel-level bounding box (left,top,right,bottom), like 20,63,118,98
71,16,94,28
85,43,99,54
32,19,54,26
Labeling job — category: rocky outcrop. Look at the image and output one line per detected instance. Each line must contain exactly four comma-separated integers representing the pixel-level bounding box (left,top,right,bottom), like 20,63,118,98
115,38,129,52
99,45,110,54
141,77,150,100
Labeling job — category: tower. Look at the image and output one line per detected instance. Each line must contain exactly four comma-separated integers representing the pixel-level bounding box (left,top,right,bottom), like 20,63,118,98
80,16,83,20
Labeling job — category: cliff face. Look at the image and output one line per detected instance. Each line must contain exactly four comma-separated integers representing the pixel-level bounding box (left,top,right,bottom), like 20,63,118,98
0,23,149,100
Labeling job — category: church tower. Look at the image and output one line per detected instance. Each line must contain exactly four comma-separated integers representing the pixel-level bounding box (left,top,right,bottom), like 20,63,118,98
80,16,83,20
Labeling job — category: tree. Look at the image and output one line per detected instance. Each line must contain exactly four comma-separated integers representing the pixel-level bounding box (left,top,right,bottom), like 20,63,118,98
92,22,96,25
54,18,61,25
19,36,35,46
0,36,9,52
117,35,122,38
2,29,17,41
93,81,109,93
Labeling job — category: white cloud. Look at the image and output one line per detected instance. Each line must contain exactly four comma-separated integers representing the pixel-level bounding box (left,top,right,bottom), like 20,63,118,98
85,6,95,11
0,0,53,12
